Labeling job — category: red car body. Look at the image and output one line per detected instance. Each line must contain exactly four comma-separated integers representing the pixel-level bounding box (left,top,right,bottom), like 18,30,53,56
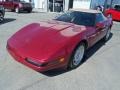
0,0,32,13
7,9,113,72
105,5,120,21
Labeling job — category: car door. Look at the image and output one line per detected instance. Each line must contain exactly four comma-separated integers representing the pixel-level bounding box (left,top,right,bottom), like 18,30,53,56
86,27,98,47
95,13,108,42
84,14,98,47
72,11,97,47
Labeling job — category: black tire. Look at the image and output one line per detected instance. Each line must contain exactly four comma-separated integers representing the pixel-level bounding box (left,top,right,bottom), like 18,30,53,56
68,42,86,69
27,9,32,13
11,9,15,12
0,12,4,23
103,27,111,41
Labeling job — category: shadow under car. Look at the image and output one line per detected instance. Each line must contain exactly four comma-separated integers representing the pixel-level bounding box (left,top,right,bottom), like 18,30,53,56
0,18,16,25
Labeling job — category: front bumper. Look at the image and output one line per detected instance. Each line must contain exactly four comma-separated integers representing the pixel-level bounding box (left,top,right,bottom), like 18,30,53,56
7,44,68,72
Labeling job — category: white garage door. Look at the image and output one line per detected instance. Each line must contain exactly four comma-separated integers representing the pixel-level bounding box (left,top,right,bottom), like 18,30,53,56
34,0,45,8
73,0,91,9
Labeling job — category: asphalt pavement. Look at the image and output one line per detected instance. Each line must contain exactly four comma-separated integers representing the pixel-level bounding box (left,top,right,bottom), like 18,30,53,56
0,11,120,90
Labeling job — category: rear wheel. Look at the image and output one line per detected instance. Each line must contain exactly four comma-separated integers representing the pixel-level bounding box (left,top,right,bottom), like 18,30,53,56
68,43,86,69
0,12,4,23
103,27,111,41
27,9,32,13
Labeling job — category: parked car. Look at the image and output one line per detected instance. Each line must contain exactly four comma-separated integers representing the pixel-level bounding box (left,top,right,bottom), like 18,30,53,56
7,9,113,72
0,0,33,13
0,5,5,22
105,4,120,21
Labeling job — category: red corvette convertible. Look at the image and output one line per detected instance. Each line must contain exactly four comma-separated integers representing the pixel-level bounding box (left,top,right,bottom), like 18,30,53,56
7,9,113,72
105,4,120,21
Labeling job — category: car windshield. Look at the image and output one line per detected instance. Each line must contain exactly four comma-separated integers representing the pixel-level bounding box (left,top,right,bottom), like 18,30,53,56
55,11,95,26
114,5,120,11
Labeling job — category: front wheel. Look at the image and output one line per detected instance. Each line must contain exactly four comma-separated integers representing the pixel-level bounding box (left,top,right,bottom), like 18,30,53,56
68,43,86,69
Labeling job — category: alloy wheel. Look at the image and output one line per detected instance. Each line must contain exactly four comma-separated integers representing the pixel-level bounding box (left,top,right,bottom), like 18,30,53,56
69,43,85,69
73,44,85,66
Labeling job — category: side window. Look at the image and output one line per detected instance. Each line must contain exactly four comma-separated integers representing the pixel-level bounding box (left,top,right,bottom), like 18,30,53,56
73,12,95,26
96,13,107,23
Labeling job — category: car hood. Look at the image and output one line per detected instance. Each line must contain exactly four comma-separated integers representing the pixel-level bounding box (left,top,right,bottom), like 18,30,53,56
8,20,85,61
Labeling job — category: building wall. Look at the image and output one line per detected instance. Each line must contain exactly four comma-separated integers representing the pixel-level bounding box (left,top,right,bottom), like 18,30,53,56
90,0,105,9
34,0,45,9
24,0,30,2
112,0,120,6
72,0,106,9
73,0,92,9
104,0,120,8
32,0,120,12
